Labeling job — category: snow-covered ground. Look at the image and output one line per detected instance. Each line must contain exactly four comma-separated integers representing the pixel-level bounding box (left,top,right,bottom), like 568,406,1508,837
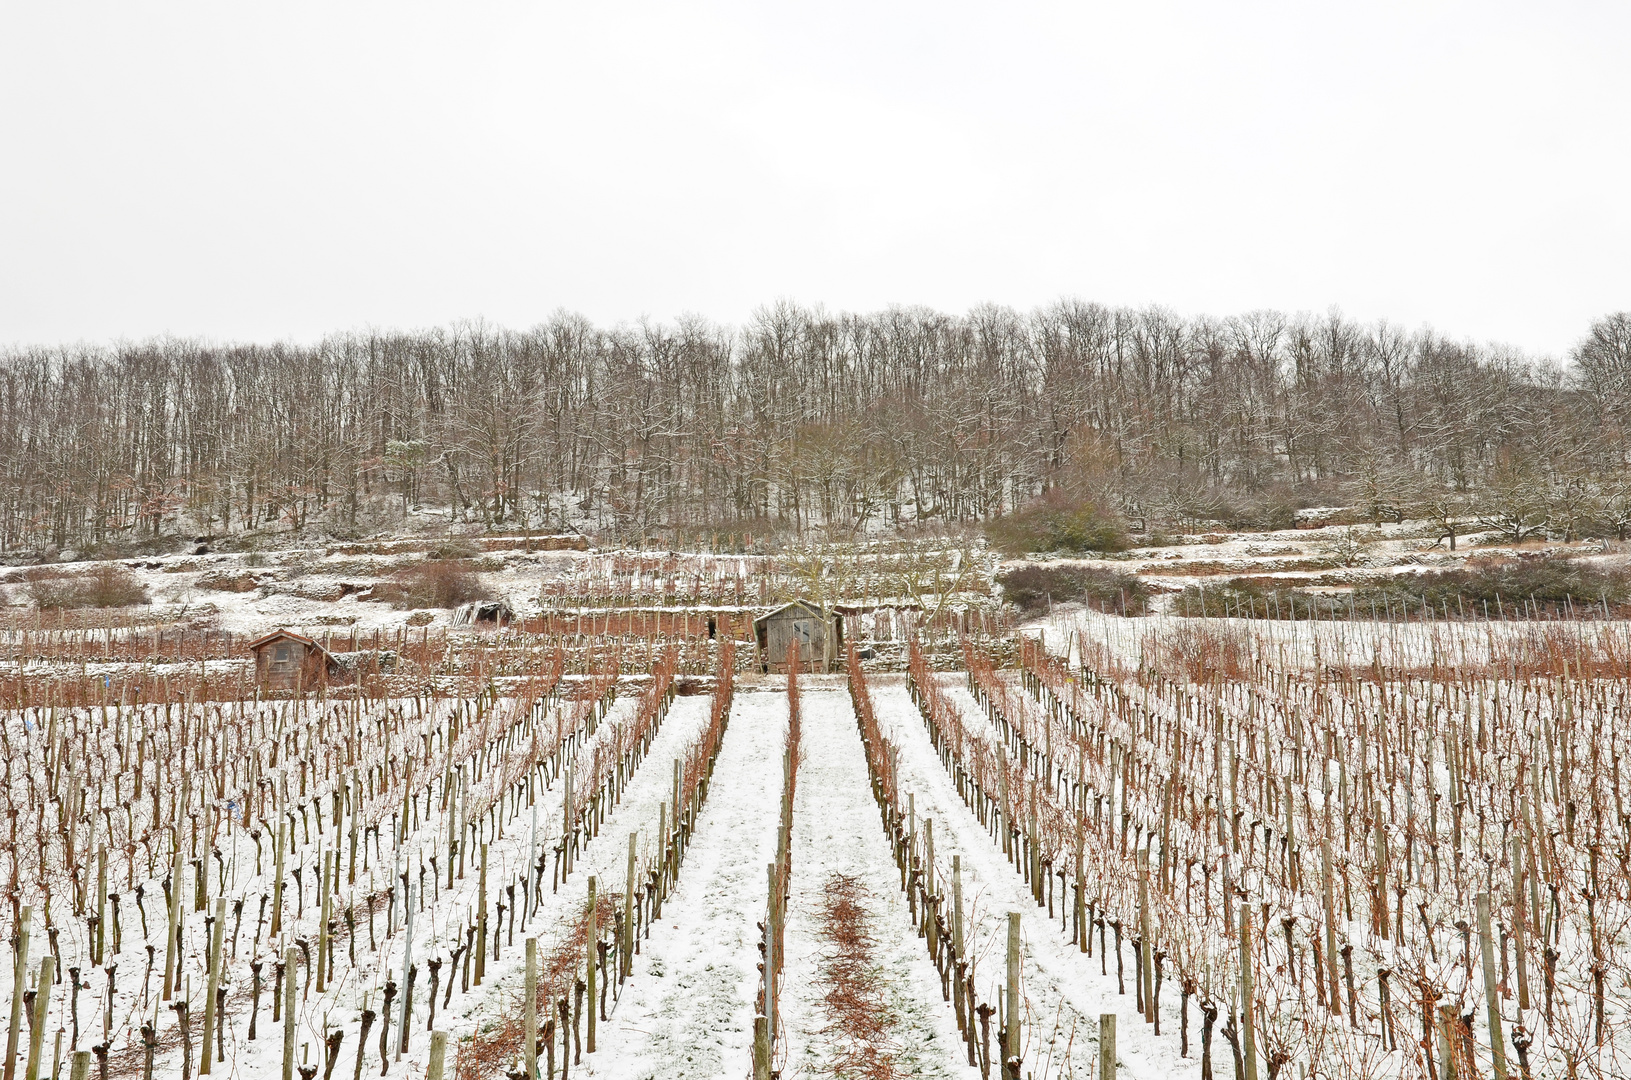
585,690,786,1080
778,687,972,1080
873,676,1193,1080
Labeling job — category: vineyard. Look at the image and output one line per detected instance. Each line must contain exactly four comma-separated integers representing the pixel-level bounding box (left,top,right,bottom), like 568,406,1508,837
1,562,1629,1080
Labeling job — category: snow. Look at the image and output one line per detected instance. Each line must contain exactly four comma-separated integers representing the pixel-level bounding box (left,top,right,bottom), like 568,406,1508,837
584,690,786,1080
872,677,1195,1080
778,687,972,1080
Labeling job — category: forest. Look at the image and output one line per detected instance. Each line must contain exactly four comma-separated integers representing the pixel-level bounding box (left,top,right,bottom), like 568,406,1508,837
1,303,1627,555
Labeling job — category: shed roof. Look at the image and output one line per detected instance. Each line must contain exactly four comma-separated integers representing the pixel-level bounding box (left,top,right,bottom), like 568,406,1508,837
753,600,832,628
246,629,333,658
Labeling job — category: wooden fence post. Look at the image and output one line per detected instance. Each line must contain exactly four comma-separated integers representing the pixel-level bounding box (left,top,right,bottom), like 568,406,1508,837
586,876,597,1054
201,898,226,1074
525,940,538,1080
753,1015,770,1080
426,1031,448,1080
317,850,332,992
398,881,415,1058
22,957,52,1080
1478,893,1509,1080
623,833,637,978
476,844,489,984
1240,907,1258,1080
764,863,778,1053
1098,1014,1116,1080
163,845,184,1000
281,945,297,1080
271,819,286,936
1437,1005,1459,1080
3,905,30,1080
1137,850,1153,1022
1005,913,1020,1078
1510,833,1530,1012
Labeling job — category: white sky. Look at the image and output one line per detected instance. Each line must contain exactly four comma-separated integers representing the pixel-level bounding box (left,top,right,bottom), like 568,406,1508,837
1,1,1626,357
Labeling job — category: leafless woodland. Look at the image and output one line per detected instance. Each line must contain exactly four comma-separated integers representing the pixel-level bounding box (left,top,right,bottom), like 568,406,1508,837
1,306,1627,554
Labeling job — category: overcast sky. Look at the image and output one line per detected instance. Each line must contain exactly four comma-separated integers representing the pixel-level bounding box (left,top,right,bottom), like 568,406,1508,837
1,2,1625,356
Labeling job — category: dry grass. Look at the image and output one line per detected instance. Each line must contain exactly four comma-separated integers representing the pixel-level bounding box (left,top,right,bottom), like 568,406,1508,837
453,893,615,1080
815,873,898,1080
26,564,151,609
375,560,488,609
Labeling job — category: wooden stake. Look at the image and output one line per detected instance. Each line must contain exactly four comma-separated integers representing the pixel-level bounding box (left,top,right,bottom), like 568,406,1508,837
524,940,538,1080
201,899,225,1074
3,906,30,1080
426,1031,448,1080
586,875,598,1054
1478,893,1509,1080
1137,849,1153,1022
1510,832,1530,1011
1098,1013,1116,1080
271,819,286,937
623,833,637,978
752,1015,770,1080
163,843,184,999
1240,907,1258,1080
281,946,297,1080
22,957,51,1080
476,844,488,984
1005,913,1020,1075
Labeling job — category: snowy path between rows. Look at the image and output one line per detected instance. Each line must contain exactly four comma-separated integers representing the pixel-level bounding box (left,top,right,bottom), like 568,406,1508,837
874,675,1199,1080
585,689,787,1080
779,688,976,1080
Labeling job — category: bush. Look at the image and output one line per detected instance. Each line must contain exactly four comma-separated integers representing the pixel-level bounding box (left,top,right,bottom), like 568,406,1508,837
1174,557,1631,620
986,490,1129,555
1175,579,1342,620
1221,489,1299,532
374,560,488,609
1354,556,1631,615
29,565,151,609
997,564,1150,616
427,538,481,560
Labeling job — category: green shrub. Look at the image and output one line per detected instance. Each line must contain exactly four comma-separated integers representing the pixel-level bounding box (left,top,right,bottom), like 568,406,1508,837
986,490,1129,555
997,564,1150,616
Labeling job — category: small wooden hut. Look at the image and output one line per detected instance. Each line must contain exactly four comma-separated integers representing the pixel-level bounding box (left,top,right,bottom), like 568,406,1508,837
248,630,346,692
754,600,843,673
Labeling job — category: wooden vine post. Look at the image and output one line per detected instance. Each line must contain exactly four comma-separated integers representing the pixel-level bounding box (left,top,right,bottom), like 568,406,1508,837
4,906,30,1080
586,875,598,1054
201,898,226,1074
280,945,297,1080
1478,893,1508,1080
22,957,51,1080
524,939,538,1080
1005,912,1021,1079
623,833,637,978
163,844,184,1000
1240,906,1258,1080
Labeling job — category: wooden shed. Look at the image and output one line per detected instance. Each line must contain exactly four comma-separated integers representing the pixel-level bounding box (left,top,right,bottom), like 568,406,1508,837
754,600,843,673
248,630,346,692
